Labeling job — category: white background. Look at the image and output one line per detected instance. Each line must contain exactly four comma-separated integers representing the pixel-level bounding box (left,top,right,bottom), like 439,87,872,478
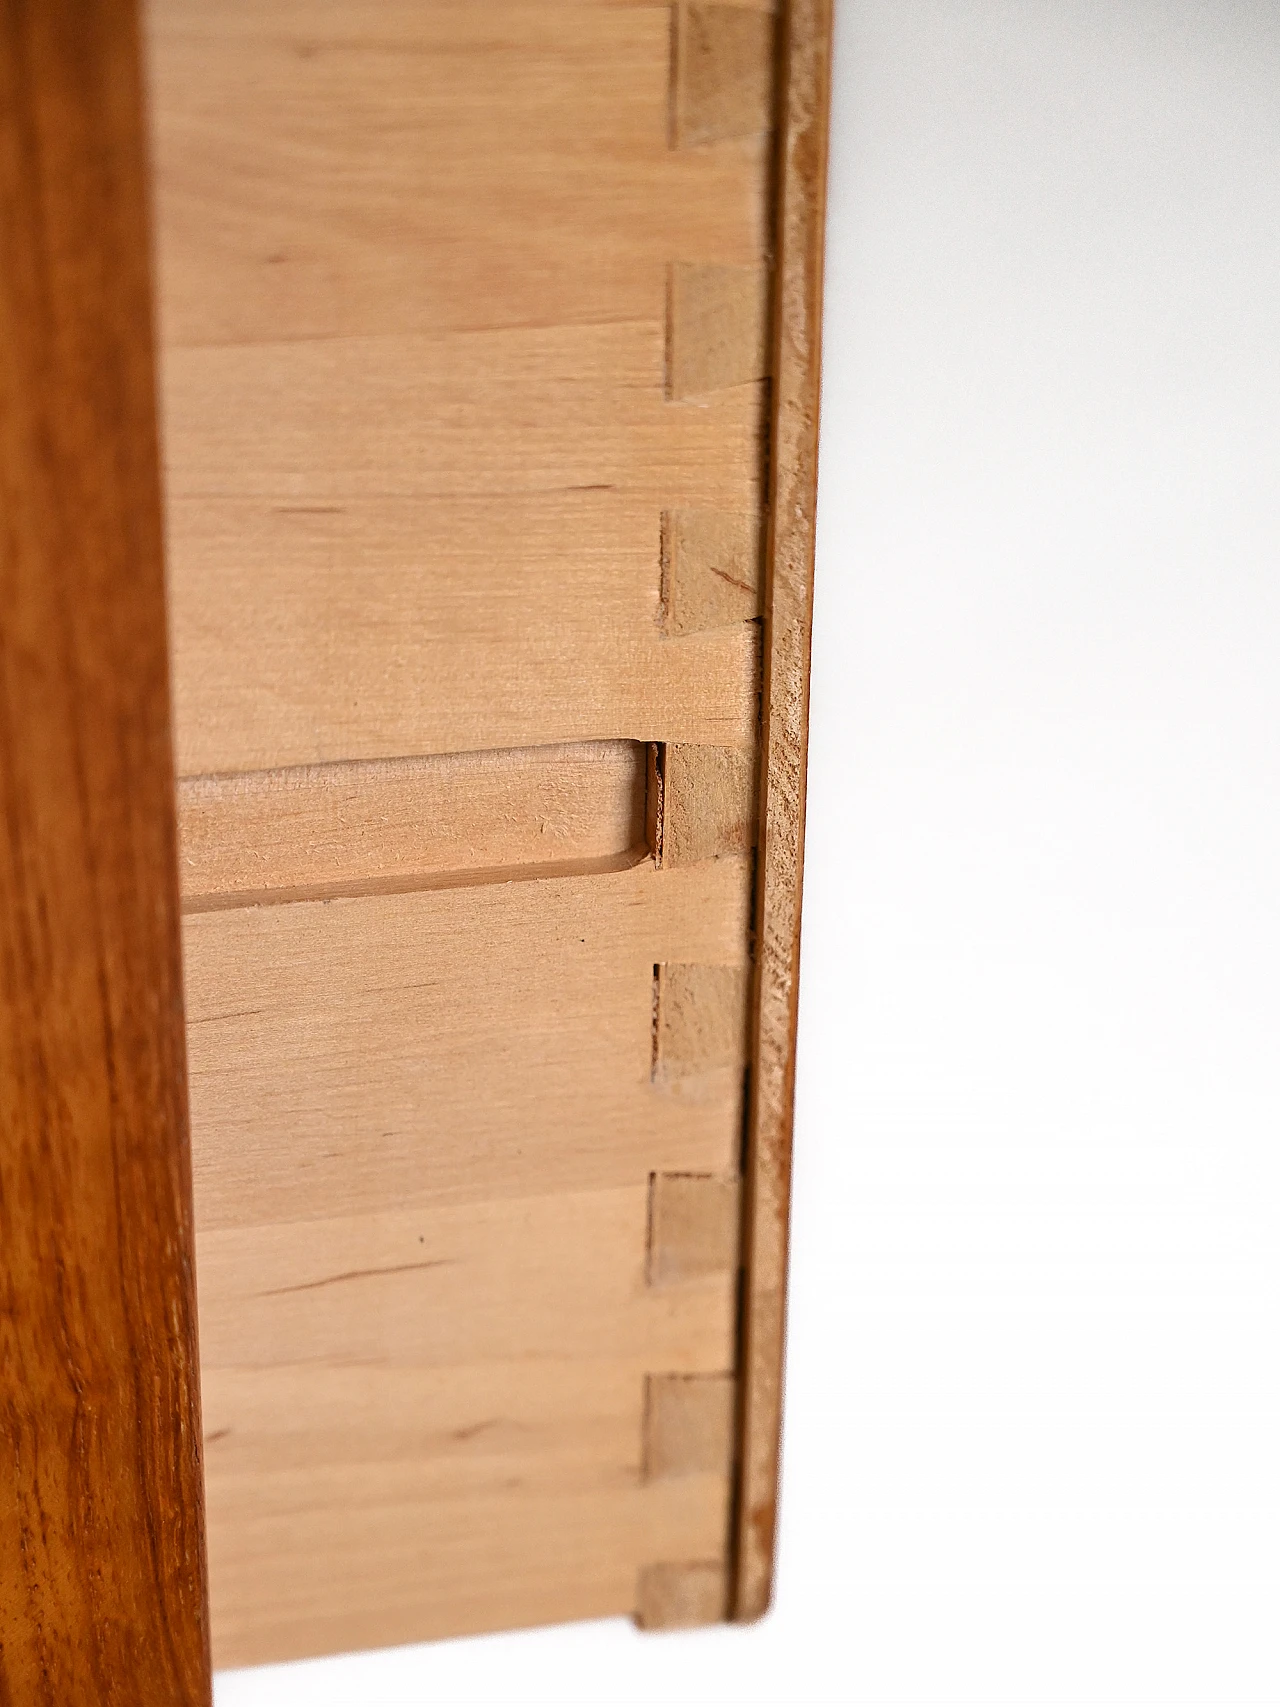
218,2,1280,1700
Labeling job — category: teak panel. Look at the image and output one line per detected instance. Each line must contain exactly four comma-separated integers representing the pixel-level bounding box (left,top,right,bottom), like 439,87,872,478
0,1,210,1698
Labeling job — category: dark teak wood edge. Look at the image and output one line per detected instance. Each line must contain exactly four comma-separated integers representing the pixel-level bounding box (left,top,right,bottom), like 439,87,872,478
0,2,211,1701
733,0,833,1622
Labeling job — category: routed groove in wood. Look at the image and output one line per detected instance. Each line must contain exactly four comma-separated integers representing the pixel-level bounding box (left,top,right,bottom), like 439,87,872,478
179,740,649,911
0,0,212,1701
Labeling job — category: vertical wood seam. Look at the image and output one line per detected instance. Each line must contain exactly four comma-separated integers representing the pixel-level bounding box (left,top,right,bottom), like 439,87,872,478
644,0,785,1632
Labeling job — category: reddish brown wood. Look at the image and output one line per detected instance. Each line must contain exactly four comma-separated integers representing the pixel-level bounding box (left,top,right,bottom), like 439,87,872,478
733,0,833,1622
0,2,211,1700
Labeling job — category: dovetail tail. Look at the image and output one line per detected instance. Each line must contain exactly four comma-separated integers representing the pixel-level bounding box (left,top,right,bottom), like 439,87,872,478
645,1168,659,1281
649,972,662,1090
652,961,750,1080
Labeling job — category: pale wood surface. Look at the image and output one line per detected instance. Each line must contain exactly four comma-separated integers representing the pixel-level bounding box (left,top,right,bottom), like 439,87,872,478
197,1188,735,1374
655,962,751,1077
150,2,772,350
166,493,760,774
644,1374,736,1479
179,741,646,910
635,1560,728,1630
205,1356,732,1661
647,1173,742,1285
143,0,816,1663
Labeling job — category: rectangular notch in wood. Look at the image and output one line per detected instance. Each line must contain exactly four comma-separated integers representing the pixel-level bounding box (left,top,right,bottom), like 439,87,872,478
179,739,647,911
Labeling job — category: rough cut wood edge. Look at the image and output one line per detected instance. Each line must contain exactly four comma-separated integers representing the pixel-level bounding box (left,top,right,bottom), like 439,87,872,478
732,0,832,1623
0,2,212,1699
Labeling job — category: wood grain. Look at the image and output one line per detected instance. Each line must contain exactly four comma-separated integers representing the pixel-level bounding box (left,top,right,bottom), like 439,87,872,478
635,1560,727,1630
141,0,823,1656
662,743,757,867
149,1,771,350
662,508,764,636
673,4,778,149
654,963,751,1079
184,859,751,1235
178,741,647,911
644,1374,736,1480
197,1187,735,1375
0,1,210,1698
185,858,747,1665
209,1422,731,1664
148,1,770,777
165,492,762,775
733,0,833,1623
667,262,772,400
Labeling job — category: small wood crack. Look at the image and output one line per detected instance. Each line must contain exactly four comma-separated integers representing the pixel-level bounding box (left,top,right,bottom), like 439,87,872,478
257,1258,453,1298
